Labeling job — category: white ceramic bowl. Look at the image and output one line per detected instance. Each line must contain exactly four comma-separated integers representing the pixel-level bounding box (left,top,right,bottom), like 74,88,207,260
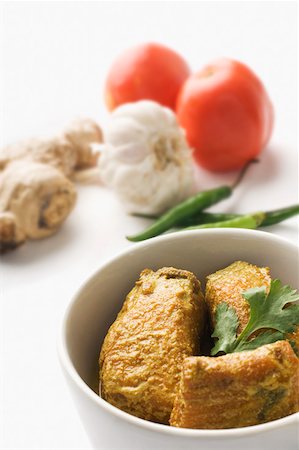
58,229,299,450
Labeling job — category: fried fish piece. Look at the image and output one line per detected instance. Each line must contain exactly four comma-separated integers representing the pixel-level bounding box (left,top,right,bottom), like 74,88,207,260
170,340,299,429
205,260,271,334
205,260,299,353
100,267,206,424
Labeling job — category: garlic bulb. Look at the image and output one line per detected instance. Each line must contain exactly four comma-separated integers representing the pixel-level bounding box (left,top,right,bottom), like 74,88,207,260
99,101,194,214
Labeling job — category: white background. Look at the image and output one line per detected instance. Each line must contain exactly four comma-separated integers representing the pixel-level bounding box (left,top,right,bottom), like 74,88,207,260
1,1,298,449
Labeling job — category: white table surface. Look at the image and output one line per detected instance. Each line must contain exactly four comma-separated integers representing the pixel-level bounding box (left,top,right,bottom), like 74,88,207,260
1,2,298,449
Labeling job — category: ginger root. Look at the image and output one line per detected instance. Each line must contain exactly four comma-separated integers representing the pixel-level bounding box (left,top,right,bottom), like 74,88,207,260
0,118,102,178
0,118,102,253
0,161,77,253
0,211,26,253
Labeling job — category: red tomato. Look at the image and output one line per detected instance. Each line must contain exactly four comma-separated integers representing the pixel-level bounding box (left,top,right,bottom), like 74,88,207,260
105,43,191,111
176,59,274,172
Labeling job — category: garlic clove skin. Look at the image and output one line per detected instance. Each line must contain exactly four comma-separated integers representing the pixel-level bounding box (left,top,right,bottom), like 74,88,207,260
99,100,195,215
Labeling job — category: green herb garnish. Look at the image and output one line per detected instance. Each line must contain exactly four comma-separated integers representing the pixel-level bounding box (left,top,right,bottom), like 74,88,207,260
211,279,299,356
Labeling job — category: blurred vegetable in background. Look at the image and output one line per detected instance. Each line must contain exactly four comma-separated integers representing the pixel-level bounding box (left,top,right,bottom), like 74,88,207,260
176,205,299,228
128,204,299,242
98,100,194,214
0,41,285,254
0,119,102,253
105,44,274,173
176,59,274,172
127,160,256,241
105,43,191,111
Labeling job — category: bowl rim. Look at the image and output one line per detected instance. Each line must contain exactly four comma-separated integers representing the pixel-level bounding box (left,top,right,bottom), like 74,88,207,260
58,228,299,438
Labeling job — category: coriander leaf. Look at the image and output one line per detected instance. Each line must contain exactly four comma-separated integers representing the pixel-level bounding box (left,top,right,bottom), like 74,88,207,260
233,330,284,352
237,279,299,341
210,303,239,355
211,279,299,356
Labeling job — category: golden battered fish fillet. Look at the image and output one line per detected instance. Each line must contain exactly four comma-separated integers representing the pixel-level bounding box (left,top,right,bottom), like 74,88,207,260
170,340,299,429
205,261,271,334
100,267,206,424
205,260,299,353
289,327,299,356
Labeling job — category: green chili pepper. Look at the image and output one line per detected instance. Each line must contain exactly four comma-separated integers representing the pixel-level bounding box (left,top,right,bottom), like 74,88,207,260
176,204,299,228
183,212,265,231
127,185,231,241
177,211,239,227
262,204,299,226
131,211,238,222
131,212,160,220
127,160,258,242
130,204,299,241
